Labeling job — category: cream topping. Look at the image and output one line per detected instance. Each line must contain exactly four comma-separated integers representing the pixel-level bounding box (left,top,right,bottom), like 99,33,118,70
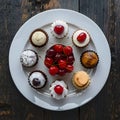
72,30,90,47
20,50,38,67
29,71,46,88
31,31,47,46
49,80,68,100
51,20,68,38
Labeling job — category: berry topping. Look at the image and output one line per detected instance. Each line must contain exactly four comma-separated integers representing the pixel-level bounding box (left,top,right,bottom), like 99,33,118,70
44,57,53,68
46,49,56,58
49,66,59,76
66,65,74,72
58,69,66,76
54,85,63,95
58,60,67,69
63,46,73,55
44,44,75,76
54,44,63,53
77,32,86,43
54,25,64,35
32,78,40,86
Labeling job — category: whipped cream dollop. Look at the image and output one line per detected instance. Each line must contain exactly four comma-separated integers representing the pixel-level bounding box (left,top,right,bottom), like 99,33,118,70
29,71,46,88
72,30,90,47
20,50,38,67
31,31,47,46
49,80,68,100
51,20,68,38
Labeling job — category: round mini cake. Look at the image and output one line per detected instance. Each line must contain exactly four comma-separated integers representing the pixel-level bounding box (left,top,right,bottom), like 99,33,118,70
72,29,91,48
44,44,75,76
80,50,99,68
72,71,90,90
51,20,68,38
20,49,38,67
49,80,68,100
30,29,48,47
28,70,47,89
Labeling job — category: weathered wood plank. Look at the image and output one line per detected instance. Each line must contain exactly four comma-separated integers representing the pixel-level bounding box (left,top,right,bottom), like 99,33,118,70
0,0,79,120
79,0,120,120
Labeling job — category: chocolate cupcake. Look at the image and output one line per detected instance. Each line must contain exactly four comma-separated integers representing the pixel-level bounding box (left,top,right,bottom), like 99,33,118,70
28,70,47,89
20,49,38,67
80,50,99,68
72,71,90,90
72,29,91,48
30,29,48,47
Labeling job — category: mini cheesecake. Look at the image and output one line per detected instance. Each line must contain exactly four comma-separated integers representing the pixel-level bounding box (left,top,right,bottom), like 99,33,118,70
20,49,38,67
28,70,47,89
51,20,68,38
72,71,90,90
30,29,48,47
72,29,91,48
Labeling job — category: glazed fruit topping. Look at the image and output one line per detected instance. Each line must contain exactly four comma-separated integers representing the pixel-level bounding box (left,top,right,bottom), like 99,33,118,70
44,57,53,68
63,46,73,55
77,32,86,43
54,25,64,35
54,44,63,53
32,78,40,86
44,44,75,76
49,66,59,75
54,85,63,95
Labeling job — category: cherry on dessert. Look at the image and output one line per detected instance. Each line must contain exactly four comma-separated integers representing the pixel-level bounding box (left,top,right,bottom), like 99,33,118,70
54,85,63,95
66,65,74,72
58,69,66,76
63,46,73,56
44,57,53,68
58,60,67,69
54,25,64,35
77,32,86,43
54,44,63,53
46,49,56,58
32,78,40,86
49,66,59,75
67,55,75,64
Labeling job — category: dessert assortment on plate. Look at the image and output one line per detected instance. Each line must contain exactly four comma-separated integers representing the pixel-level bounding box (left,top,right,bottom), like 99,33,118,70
20,20,99,100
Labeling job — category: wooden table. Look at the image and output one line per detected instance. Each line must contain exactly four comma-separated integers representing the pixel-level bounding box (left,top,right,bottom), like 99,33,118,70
0,0,119,119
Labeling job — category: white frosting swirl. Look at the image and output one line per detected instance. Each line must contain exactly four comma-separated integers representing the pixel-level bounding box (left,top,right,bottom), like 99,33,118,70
49,80,68,100
72,30,90,47
29,71,46,88
20,50,38,67
51,20,68,38
31,31,47,46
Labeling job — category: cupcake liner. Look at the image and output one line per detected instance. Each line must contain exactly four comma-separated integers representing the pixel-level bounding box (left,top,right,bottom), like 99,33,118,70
28,70,47,89
72,29,91,48
20,49,39,68
80,50,99,69
29,28,48,47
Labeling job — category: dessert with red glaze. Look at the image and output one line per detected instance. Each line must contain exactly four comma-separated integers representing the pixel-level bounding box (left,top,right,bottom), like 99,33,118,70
51,20,68,38
49,80,68,100
44,44,75,76
72,29,91,48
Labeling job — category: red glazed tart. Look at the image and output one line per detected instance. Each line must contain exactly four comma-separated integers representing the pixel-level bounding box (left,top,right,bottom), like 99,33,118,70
44,44,75,76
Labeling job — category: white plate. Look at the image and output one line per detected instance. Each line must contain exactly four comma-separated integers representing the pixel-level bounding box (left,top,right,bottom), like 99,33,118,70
9,9,111,111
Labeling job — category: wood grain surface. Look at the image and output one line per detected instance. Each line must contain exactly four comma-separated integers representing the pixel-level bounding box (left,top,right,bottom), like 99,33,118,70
0,0,119,120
